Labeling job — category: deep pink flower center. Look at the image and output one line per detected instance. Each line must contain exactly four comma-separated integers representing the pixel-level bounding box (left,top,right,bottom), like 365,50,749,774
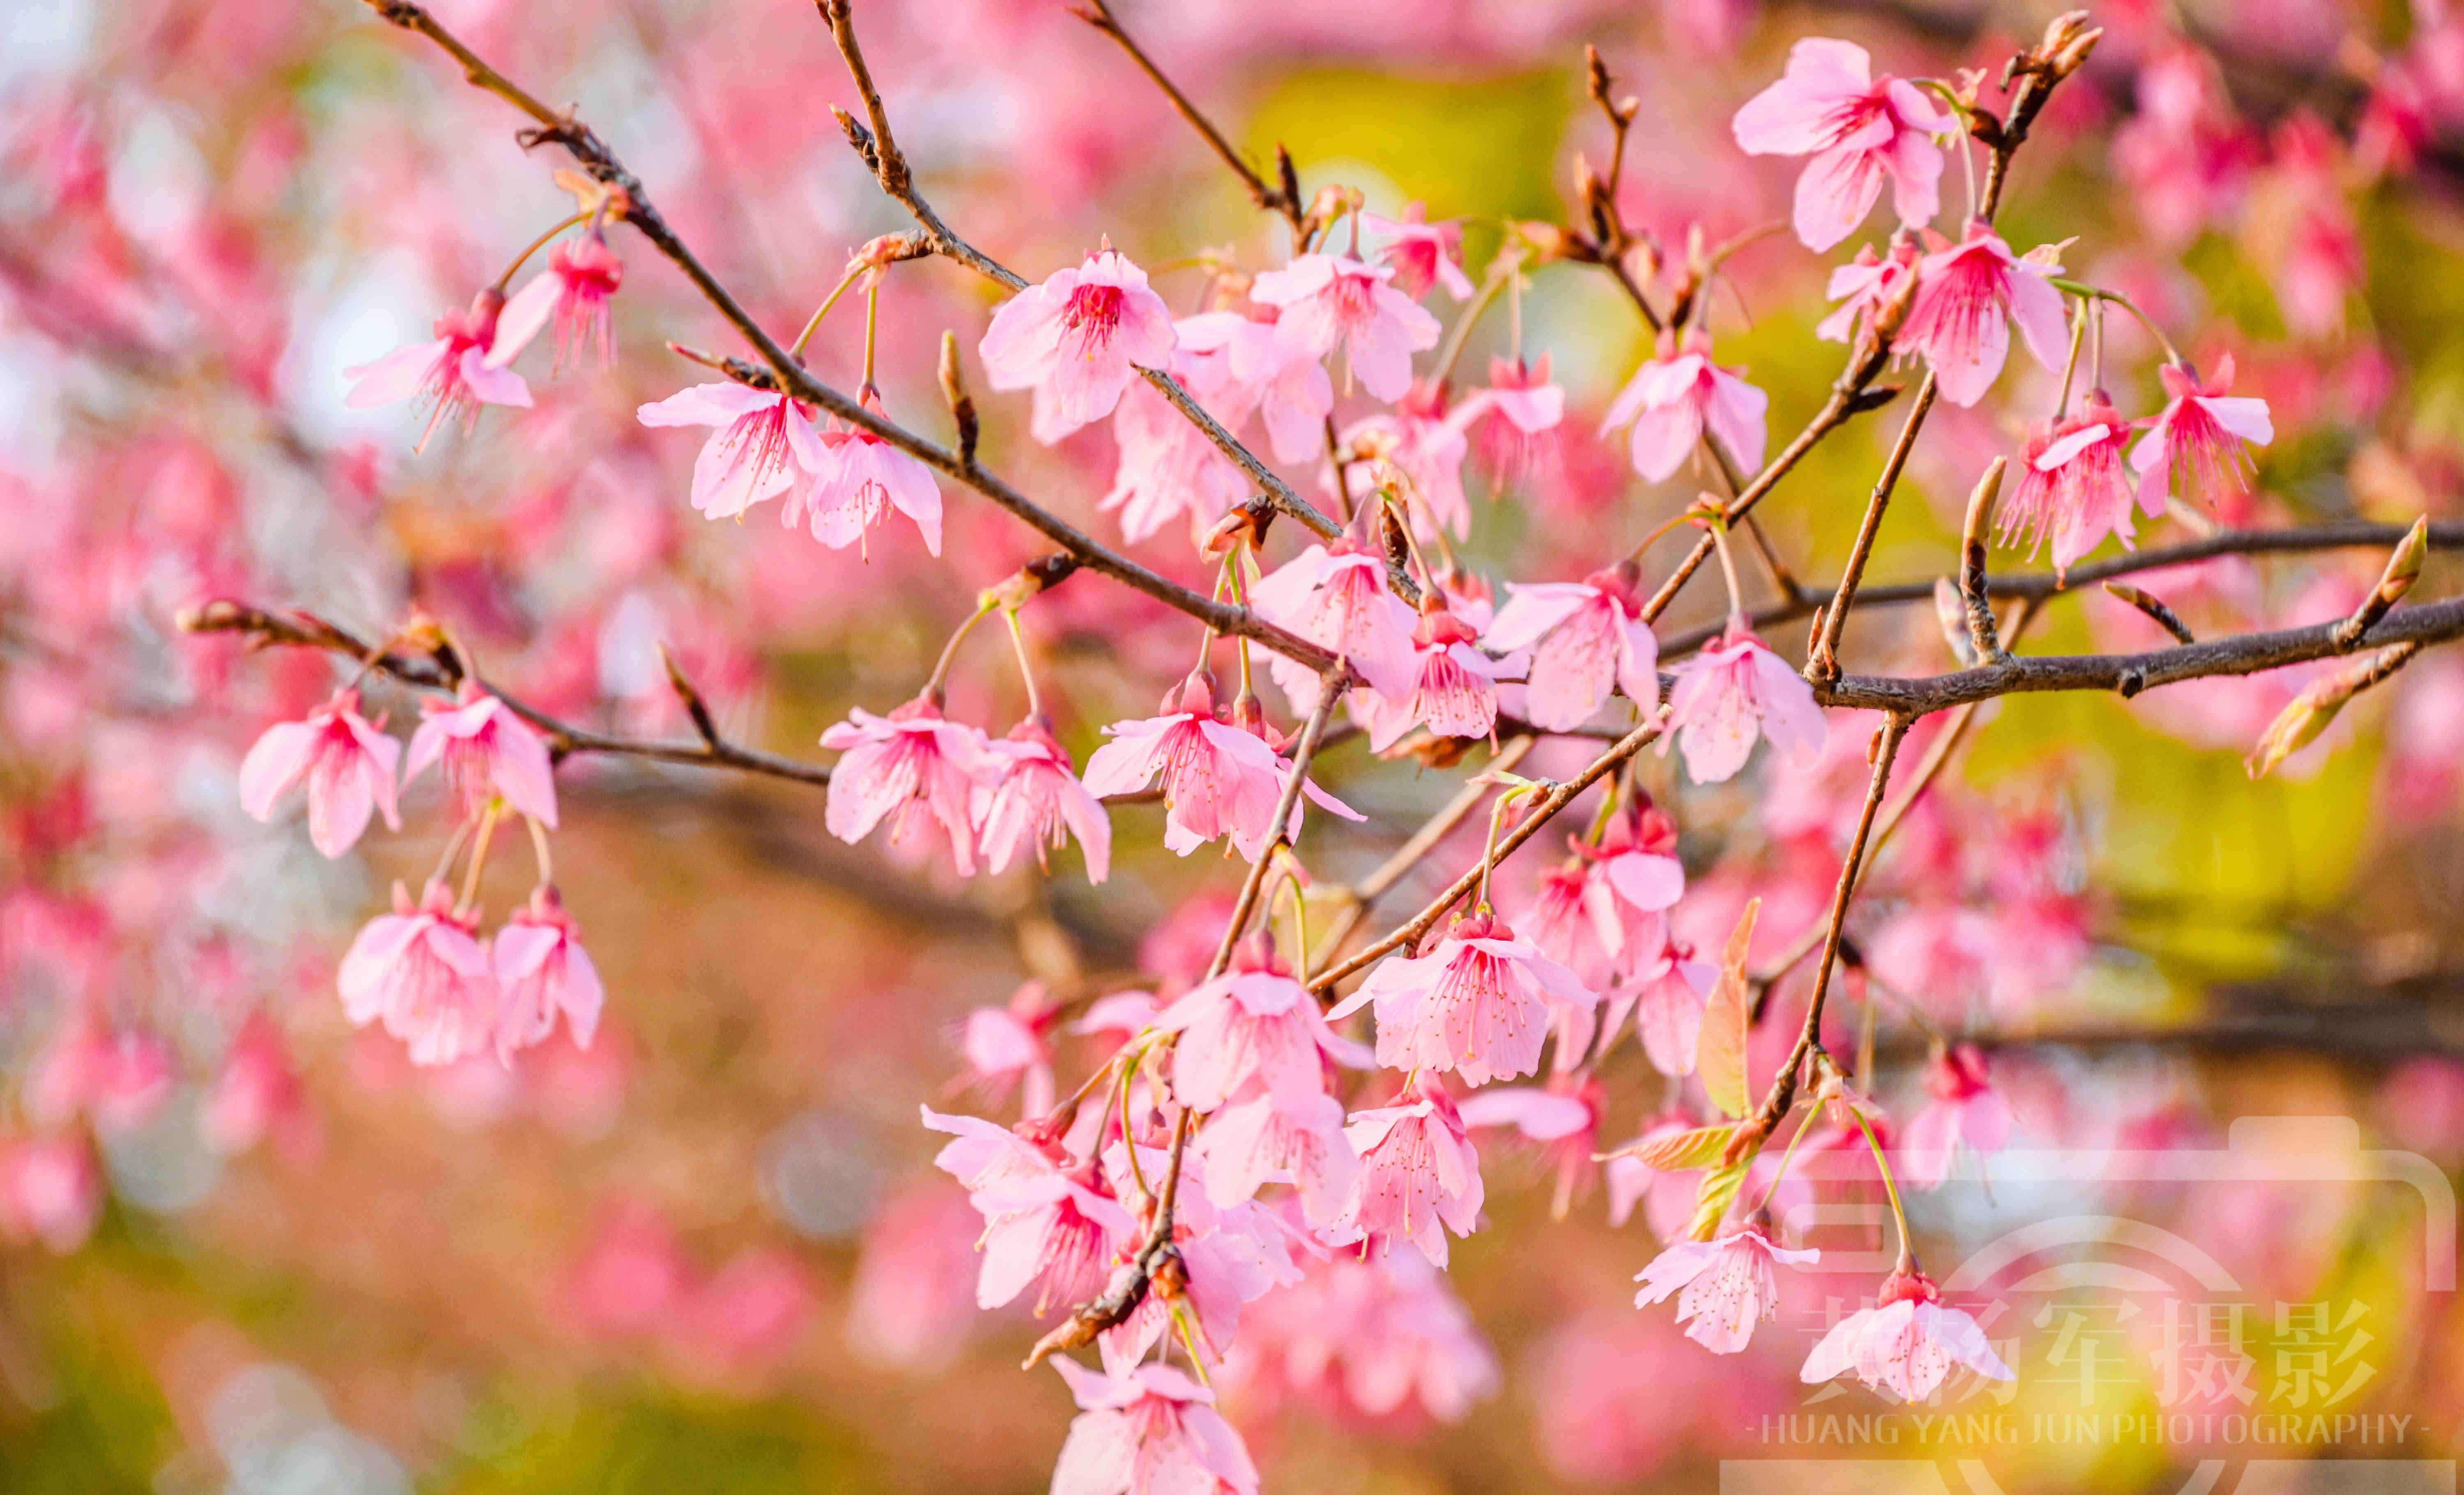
1062,283,1125,346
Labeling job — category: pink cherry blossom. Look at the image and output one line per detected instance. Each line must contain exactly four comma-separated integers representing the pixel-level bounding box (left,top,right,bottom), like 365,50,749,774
1897,220,2069,407
1458,1073,1604,1219
1816,239,1920,346
1800,1266,2015,1400
1361,204,1473,300
1483,563,1660,731
344,288,533,452
820,693,993,876
922,1107,1135,1313
238,688,402,858
960,981,1059,1117
1049,1358,1259,1495
974,716,1111,883
2131,355,2274,508
201,1014,311,1159
1664,628,1827,784
24,1014,174,1132
1101,375,1248,544
405,688,559,827
1223,1247,1498,1424
337,879,495,1067
1080,674,1356,860
1462,353,1567,488
978,249,1176,444
1599,331,1768,483
492,884,604,1062
791,415,943,557
1250,533,1421,708
1339,383,1474,539
1247,253,1440,403
1997,395,2150,577
1634,1224,1820,1352
636,382,825,519
1619,935,1719,1076
1732,38,1952,250
1336,1076,1486,1267
1361,603,1528,752
1179,310,1332,466
0,1134,102,1254
1191,1085,1357,1226
1901,1042,2012,1189
1329,913,1597,1088
487,234,623,372
1155,940,1366,1111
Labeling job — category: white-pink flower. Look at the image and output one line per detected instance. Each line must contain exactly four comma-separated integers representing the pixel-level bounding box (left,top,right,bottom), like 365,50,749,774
1328,912,1598,1088
636,382,825,519
1339,382,1475,539
1048,1359,1260,1495
1251,534,1419,708
1816,239,1921,346
0,1134,102,1254
1154,941,1368,1111
961,983,1058,1117
1483,563,1660,732
792,419,943,557
974,716,1111,883
238,688,402,858
1800,1267,2015,1400
820,694,993,876
345,289,533,452
922,1108,1135,1313
337,879,495,1067
1082,675,1361,860
978,250,1176,444
492,885,603,1062
1901,1043,2012,1189
1600,332,1768,483
1361,604,1528,752
405,689,560,826
1191,1085,1357,1227
1360,204,1474,301
1634,1225,1820,1352
1178,310,1331,467
1897,220,2069,407
1664,628,1826,784
1248,253,1440,403
1337,1077,1486,1267
1100,376,1248,544
2131,354,2273,509
1731,37,1953,251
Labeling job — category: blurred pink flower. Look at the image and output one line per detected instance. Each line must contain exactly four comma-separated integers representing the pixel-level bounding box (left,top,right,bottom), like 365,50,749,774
678,1247,814,1376
1101,377,1248,543
1599,331,1768,483
1998,395,2149,577
1360,204,1473,300
344,288,532,452
1731,38,1951,250
1634,1224,1819,1352
979,249,1176,443
338,879,495,1067
238,687,401,858
1459,1073,1604,1219
820,694,993,876
1800,1266,2013,1399
1179,310,1330,466
1224,1247,1497,1426
1620,936,1719,1076
1337,1078,1485,1267
0,1134,103,1254
845,1183,986,1370
492,885,604,1062
1330,912,1596,1086
1664,628,1827,784
1340,383,1473,539
488,234,623,372
561,1197,693,1340
24,1014,175,1132
1898,221,2068,407
405,688,559,827
201,1014,313,1159
974,717,1111,883
1483,562,1659,731
2131,355,2273,508
636,382,825,519
1901,1042,2011,1189
961,981,1059,1117
1049,1358,1259,1495
795,417,943,557
1248,253,1439,403
1155,941,1365,1111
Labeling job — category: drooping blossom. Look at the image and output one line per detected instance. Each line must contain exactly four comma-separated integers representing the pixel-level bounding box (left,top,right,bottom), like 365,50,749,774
1081,674,1358,860
1101,374,1249,543
1484,562,1660,731
23,1015,174,1132
1191,1085,1357,1227
820,694,993,876
238,688,402,858
1616,935,1720,1076
0,1134,103,1254
1086,1162,1302,1373
337,879,495,1067
1250,528,1418,708
1361,602,1528,752
1329,913,1597,1088
1634,1224,1820,1352
635,382,825,519
344,287,533,451
1337,1076,1486,1267
1816,239,1920,346
1459,1074,1604,1220
974,716,1111,883
1581,796,1687,940
2131,355,2273,509
405,688,559,826
1731,38,1953,250
1461,354,1566,489
1897,221,2069,407
1248,253,1440,403
1599,331,1768,483
492,885,604,1062
791,410,944,557
845,1184,988,1371
1800,1266,2015,1400
488,235,624,372
1664,628,1827,784
1361,205,1473,300
1996,395,2148,577
921,1108,1135,1313
1223,1247,1499,1424
1178,310,1332,466
1155,938,1366,1111
959,981,1059,1117
978,249,1176,444
1901,1043,2012,1189
1340,384,1474,539
1048,1359,1260,1495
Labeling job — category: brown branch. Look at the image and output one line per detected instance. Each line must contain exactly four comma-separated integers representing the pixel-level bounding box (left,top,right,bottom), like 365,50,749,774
1311,733,1538,972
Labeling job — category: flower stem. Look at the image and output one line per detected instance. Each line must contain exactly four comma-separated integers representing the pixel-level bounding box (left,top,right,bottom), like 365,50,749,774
1704,516,1748,634
492,211,587,291
1002,608,1045,720
925,598,998,697
457,802,502,916
524,813,554,887
1848,1103,1913,1267
788,261,868,359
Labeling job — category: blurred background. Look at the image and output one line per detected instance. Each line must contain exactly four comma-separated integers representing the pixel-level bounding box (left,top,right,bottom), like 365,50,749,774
5,0,2464,1489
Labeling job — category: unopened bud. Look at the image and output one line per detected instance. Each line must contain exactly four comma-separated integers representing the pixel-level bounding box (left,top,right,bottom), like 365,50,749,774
938,330,978,466
2246,641,2423,777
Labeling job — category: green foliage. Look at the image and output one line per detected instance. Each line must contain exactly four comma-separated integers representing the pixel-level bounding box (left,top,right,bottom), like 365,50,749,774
442,1385,880,1495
